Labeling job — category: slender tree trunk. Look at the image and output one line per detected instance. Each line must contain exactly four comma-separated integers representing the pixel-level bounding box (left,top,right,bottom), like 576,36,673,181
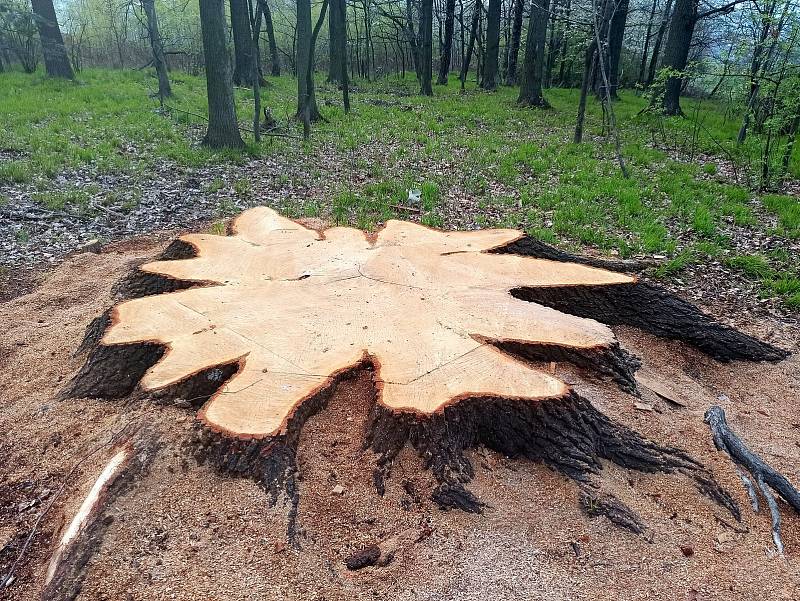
574,42,597,142
405,0,422,80
481,0,501,89
637,0,658,85
517,0,551,106
505,0,525,85
660,0,694,115
645,0,672,86
459,0,480,90
260,0,281,75
141,0,172,100
230,0,257,86
249,0,263,142
199,0,244,148
737,5,775,144
330,0,350,110
437,0,456,84
544,0,560,87
31,0,74,79
556,0,572,86
420,0,433,94
328,0,344,81
606,0,629,99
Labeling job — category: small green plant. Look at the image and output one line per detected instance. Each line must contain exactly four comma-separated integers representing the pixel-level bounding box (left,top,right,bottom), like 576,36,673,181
208,221,227,235
233,178,251,198
702,162,718,175
206,178,225,193
15,227,30,244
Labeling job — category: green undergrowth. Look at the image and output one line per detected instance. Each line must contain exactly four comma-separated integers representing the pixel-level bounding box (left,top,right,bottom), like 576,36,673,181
1,68,798,307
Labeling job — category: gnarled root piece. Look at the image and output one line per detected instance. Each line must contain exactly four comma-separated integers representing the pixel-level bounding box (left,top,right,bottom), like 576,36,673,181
367,391,740,523
705,406,800,554
579,487,646,534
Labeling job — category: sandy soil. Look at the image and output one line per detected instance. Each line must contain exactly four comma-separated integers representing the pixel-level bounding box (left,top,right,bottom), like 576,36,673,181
1,233,800,601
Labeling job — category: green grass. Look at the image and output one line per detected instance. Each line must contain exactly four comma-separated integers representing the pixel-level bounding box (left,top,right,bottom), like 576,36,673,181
1,68,799,308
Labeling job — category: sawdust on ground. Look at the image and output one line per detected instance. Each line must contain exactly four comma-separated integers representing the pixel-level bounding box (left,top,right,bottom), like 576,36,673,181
1,233,800,601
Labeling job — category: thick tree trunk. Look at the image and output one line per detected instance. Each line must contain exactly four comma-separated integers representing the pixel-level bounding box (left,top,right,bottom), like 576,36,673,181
199,0,244,148
141,0,172,100
606,0,629,99
481,0,501,90
660,0,696,115
505,0,525,85
296,0,322,120
30,0,74,79
645,0,672,86
459,0,480,90
259,0,281,75
420,0,433,94
230,0,257,86
517,0,550,106
437,0,456,84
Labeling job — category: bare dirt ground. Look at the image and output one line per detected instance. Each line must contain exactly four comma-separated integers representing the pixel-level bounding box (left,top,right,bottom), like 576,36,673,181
1,230,800,601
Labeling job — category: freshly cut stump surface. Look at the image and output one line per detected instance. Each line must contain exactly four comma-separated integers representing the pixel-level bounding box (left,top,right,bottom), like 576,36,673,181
95,207,636,437
66,206,789,530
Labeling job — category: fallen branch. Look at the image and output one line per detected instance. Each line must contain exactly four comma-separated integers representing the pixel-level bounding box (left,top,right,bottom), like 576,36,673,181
704,405,800,554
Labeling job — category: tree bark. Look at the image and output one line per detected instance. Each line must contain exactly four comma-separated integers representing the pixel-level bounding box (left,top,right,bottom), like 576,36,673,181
505,0,525,85
660,0,696,115
30,0,74,79
481,0,501,89
517,0,550,106
230,0,257,86
141,0,172,100
420,0,433,94
437,0,456,84
544,0,559,87
199,0,245,148
606,0,629,99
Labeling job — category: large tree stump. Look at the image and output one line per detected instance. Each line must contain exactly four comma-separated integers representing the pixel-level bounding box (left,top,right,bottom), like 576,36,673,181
64,208,788,534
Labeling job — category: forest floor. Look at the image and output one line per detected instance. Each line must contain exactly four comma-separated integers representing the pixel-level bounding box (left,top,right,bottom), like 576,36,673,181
1,68,800,599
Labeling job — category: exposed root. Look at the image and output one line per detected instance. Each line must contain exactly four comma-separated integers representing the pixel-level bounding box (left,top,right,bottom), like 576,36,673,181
512,283,788,362
705,405,800,554
579,487,647,534
366,390,739,523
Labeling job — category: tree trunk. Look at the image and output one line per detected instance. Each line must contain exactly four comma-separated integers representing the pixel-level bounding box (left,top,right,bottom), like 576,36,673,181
517,0,550,106
30,0,74,79
330,0,350,110
260,0,281,75
296,0,323,119
637,0,658,85
459,0,480,90
481,0,501,90
437,0,456,84
141,0,172,100
660,0,695,115
645,0,673,86
606,0,629,99
199,0,244,148
574,42,597,142
420,0,433,94
328,0,344,82
505,0,525,85
230,0,257,86
544,0,560,87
